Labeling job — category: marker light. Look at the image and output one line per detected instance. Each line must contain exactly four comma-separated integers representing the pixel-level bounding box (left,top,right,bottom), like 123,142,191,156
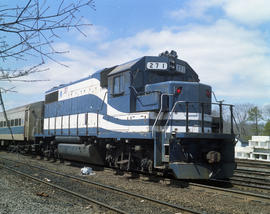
206,90,211,98
176,87,182,95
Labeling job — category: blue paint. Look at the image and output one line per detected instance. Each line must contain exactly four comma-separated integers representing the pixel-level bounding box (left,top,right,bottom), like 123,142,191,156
69,129,77,136
0,126,24,135
136,92,160,111
62,129,69,135
55,130,61,135
43,127,152,139
44,93,106,117
108,93,131,113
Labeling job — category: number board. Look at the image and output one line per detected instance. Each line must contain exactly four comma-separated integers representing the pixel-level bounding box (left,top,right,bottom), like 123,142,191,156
176,64,186,74
146,62,167,70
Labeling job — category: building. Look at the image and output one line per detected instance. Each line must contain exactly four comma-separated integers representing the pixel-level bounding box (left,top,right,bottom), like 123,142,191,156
235,136,270,161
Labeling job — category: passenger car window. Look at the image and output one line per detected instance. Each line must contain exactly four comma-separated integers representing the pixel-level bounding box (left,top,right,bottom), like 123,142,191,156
113,75,124,95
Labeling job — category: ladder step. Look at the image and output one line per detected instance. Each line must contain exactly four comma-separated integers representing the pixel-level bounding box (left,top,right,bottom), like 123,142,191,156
116,159,129,164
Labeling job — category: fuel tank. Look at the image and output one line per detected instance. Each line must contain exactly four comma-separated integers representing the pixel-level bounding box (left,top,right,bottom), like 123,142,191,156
58,144,105,165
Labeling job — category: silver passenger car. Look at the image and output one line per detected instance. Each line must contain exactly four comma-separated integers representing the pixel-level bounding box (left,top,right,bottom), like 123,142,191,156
0,101,44,146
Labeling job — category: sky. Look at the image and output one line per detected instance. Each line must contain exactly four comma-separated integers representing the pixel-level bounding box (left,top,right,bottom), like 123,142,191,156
1,0,270,109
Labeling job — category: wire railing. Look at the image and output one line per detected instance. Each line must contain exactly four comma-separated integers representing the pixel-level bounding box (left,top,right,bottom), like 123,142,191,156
152,93,235,139
164,101,234,135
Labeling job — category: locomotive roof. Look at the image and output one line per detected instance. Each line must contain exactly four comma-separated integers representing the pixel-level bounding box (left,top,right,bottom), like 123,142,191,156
46,51,199,94
108,57,142,76
45,58,141,94
45,69,104,94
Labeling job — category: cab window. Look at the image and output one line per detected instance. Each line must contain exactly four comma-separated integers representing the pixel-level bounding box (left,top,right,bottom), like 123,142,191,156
113,75,124,95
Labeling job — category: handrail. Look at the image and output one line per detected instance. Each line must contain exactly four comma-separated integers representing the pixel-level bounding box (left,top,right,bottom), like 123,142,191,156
129,86,139,95
130,86,164,107
151,93,174,138
163,101,234,135
163,100,186,133
98,91,108,113
97,91,108,135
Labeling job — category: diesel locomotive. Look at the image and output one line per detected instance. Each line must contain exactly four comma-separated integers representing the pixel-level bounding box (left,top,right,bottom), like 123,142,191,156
0,50,236,179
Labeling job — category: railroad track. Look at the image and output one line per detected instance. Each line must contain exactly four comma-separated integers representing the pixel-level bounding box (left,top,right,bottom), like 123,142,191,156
236,159,270,169
233,168,270,183
0,156,203,214
231,175,270,187
227,167,270,192
100,163,270,198
1,153,270,209
190,178,270,201
233,172,270,183
235,168,270,177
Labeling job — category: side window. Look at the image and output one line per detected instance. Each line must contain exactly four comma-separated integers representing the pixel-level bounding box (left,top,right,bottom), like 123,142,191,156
113,75,124,95
0,121,2,127
15,119,19,126
19,118,22,126
11,119,14,126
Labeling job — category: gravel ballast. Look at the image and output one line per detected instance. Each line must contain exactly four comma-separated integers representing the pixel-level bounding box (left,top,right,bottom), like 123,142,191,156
1,151,270,214
0,163,103,214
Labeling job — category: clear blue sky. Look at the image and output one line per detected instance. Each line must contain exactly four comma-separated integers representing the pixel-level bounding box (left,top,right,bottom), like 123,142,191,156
1,0,270,109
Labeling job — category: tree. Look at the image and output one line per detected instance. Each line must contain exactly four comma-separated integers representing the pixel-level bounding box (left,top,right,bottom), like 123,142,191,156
233,103,254,139
0,0,94,139
0,0,94,87
263,120,270,136
263,104,270,121
247,106,263,136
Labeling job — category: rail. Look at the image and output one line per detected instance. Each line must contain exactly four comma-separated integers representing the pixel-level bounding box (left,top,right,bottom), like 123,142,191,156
0,156,203,214
0,163,128,214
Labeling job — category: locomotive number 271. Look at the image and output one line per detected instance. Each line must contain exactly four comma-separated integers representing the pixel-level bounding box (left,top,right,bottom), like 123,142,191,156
146,62,167,70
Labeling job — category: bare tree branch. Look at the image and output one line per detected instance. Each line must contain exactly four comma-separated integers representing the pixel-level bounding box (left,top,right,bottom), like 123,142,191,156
0,0,94,82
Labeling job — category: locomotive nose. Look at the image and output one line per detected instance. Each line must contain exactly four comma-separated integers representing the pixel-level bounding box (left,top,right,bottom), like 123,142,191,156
206,151,221,163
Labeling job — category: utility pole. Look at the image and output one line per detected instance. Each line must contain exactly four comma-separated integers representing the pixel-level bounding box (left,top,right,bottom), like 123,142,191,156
0,90,14,141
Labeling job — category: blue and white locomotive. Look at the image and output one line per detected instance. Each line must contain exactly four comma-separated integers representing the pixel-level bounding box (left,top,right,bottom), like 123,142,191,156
1,51,236,179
